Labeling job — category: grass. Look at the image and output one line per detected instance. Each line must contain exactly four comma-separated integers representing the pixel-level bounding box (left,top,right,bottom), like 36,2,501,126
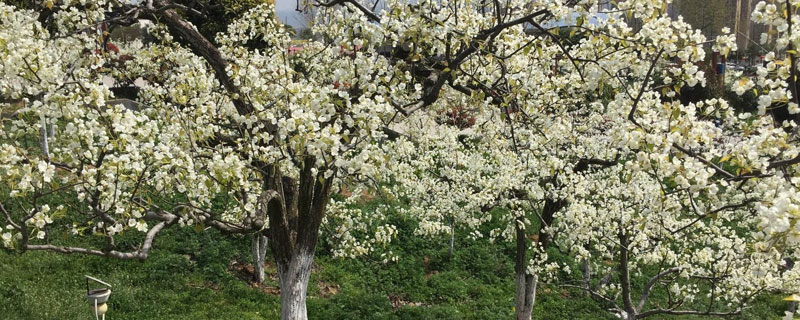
0,201,792,319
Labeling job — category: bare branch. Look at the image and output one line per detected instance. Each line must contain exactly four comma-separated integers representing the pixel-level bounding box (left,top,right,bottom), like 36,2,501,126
154,3,206,18
768,154,800,169
316,0,380,22
25,211,176,261
637,308,740,318
559,284,619,309
637,267,680,311
0,201,21,230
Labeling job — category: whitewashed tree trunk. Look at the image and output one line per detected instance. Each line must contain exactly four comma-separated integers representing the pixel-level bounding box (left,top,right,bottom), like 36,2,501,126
786,258,797,318
264,164,334,320
582,258,591,293
515,271,537,320
618,232,637,320
40,118,49,159
277,249,314,320
515,221,537,320
252,234,268,284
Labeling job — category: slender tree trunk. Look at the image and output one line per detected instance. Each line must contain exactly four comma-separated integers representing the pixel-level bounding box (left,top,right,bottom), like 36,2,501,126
786,258,797,318
40,118,49,159
448,218,455,259
276,248,314,320
515,221,537,320
252,234,268,285
581,258,591,294
619,232,637,320
510,194,562,320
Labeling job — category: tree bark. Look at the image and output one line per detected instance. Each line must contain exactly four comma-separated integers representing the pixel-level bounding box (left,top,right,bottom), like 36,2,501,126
448,218,455,259
276,248,314,320
40,117,49,160
264,160,334,320
252,234,268,285
619,232,637,320
582,258,591,294
515,221,537,320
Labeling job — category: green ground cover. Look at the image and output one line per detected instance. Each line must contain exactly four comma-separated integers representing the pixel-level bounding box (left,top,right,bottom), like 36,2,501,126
0,200,789,319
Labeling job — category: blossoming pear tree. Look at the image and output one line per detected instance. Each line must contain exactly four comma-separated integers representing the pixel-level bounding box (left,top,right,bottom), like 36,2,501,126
356,0,800,319
548,1,800,315
745,0,800,258
4,0,800,319
0,1,396,318
0,0,611,318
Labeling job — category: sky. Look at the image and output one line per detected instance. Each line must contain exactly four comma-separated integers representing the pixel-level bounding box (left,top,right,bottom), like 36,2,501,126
130,0,306,27
275,0,307,27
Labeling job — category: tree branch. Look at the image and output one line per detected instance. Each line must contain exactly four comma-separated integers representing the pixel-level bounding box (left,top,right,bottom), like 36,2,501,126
768,154,800,169
0,201,21,230
148,0,253,115
316,0,380,22
637,308,740,318
24,211,176,261
672,144,735,179
559,284,619,309
628,48,665,128
392,8,552,115
637,267,681,311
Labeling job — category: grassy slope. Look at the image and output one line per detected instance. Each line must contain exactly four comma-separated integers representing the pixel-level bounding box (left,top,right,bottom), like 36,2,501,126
0,200,789,319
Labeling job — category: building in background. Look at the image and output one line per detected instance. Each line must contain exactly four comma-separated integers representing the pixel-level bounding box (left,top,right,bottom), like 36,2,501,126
666,0,771,64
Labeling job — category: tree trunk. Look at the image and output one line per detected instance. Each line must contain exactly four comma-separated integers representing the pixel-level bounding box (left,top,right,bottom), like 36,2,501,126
263,160,334,320
786,258,797,319
252,234,268,285
40,118,49,159
619,232,637,320
276,249,314,320
515,221,537,320
581,258,591,294
448,218,455,259
510,194,562,320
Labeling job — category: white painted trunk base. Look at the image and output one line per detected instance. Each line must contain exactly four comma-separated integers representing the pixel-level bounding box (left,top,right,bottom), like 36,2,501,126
277,251,314,320
252,235,268,284
515,273,537,320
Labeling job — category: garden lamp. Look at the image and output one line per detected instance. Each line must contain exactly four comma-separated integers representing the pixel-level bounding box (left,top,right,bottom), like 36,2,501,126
783,294,800,320
85,275,112,320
